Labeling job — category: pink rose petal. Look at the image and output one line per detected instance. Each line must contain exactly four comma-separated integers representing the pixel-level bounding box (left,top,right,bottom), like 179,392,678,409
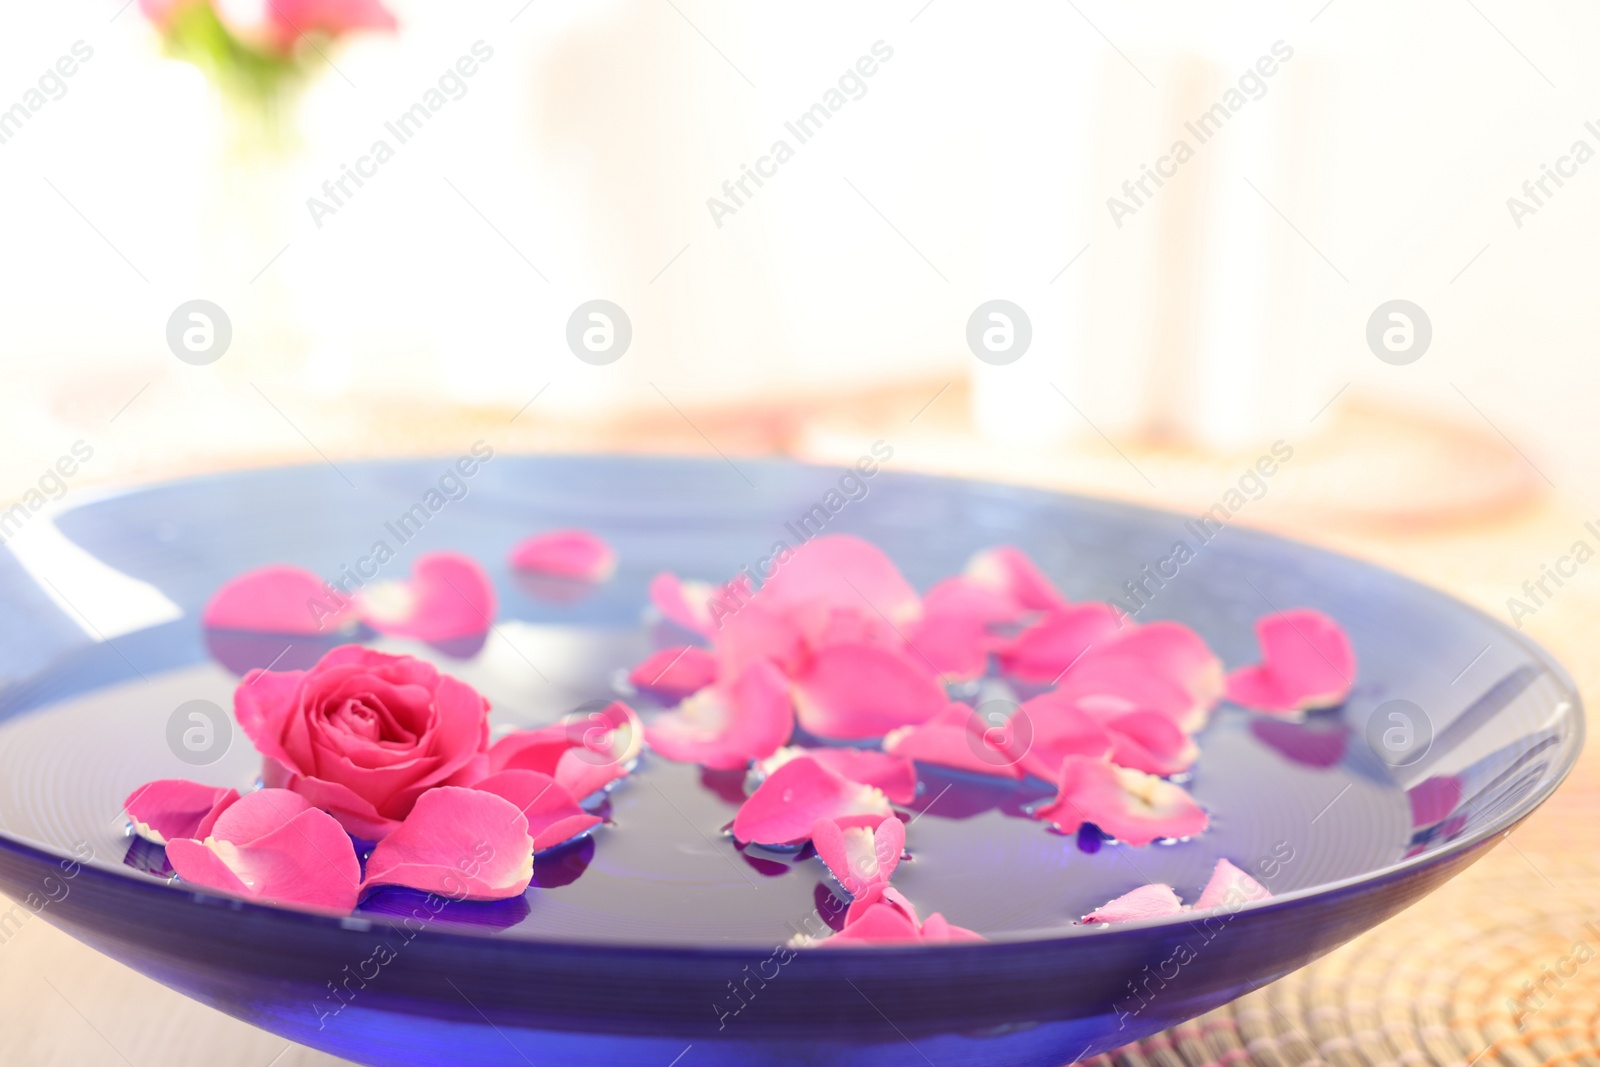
916,912,987,942
1225,608,1355,714
713,601,807,680
354,552,496,642
207,786,315,842
842,881,918,927
1048,665,1195,738
799,748,918,805
1056,622,1224,733
472,770,603,852
732,756,892,847
901,577,1021,681
806,605,904,652
268,773,397,842
1111,622,1225,728
884,694,1109,784
751,535,920,634
644,661,795,770
649,572,709,635
487,724,570,777
1094,706,1199,777
203,565,352,635
1194,858,1273,910
825,901,923,943
555,700,644,800
899,612,989,682
825,884,985,944
649,572,749,637
811,815,904,896
232,669,305,771
919,577,1021,621
883,701,1026,780
124,779,240,846
165,789,360,913
509,529,616,582
627,646,718,701
793,642,946,741
1034,756,1209,846
491,701,644,801
553,748,627,804
1007,696,1113,782
1082,883,1186,924
361,787,534,902
964,545,1067,612
996,603,1125,685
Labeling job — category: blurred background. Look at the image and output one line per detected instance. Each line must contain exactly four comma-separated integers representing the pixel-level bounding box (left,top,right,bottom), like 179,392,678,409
4,0,1595,529
4,1,1600,1064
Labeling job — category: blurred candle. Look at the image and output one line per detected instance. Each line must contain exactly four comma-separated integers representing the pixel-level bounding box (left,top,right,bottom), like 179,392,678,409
971,11,1100,447
987,6,1337,453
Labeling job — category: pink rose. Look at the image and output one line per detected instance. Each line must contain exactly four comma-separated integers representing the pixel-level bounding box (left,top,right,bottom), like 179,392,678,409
218,0,397,53
139,0,397,54
137,0,189,27
235,645,490,839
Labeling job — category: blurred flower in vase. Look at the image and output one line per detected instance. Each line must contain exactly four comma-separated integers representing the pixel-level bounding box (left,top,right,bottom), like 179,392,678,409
141,0,395,133
138,0,396,380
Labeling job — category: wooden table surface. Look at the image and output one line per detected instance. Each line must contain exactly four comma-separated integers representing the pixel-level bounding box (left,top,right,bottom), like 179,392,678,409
1,387,1591,1067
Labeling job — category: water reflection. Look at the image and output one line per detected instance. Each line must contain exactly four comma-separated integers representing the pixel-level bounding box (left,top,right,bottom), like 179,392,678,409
203,629,350,676
359,886,533,932
1250,715,1349,769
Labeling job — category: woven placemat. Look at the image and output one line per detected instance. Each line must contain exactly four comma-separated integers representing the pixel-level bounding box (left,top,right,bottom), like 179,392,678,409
1090,850,1600,1067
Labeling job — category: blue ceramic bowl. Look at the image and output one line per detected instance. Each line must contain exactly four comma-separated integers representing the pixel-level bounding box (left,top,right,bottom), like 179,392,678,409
0,456,1581,1067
